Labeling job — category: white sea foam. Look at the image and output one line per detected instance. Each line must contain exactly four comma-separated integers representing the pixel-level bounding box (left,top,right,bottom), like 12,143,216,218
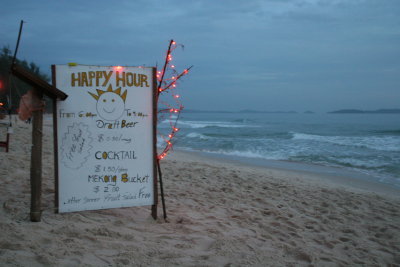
194,148,288,160
186,132,210,140
336,157,389,169
160,119,171,124
178,120,256,129
292,132,400,152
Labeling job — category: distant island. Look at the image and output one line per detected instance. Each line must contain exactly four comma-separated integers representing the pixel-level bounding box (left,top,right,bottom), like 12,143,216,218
328,109,400,114
182,109,400,114
239,109,297,114
183,109,299,114
183,109,234,113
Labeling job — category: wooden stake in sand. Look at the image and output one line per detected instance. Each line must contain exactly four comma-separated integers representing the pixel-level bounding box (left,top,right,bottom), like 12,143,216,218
11,66,67,222
29,90,44,222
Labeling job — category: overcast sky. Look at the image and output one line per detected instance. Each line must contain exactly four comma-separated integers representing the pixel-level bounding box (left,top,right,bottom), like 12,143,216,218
1,0,399,112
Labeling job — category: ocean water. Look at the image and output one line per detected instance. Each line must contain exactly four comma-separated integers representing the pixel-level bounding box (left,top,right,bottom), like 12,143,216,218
160,112,400,187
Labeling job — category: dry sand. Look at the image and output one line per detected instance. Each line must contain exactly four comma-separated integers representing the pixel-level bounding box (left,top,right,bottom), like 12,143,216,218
0,117,400,266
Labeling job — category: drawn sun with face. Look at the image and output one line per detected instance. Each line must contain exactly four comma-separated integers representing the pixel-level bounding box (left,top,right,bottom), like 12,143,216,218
88,84,127,121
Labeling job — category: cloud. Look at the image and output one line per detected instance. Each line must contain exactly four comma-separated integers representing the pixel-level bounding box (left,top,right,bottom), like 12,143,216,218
1,0,399,111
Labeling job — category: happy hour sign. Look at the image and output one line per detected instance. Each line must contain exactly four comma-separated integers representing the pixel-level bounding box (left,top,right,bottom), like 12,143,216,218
53,65,156,213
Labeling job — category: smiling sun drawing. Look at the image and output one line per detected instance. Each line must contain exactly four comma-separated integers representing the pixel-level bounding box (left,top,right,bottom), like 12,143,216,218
88,84,127,121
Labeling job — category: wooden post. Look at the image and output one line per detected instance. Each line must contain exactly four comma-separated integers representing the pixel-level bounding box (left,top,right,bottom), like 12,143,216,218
51,65,60,213
151,67,158,220
30,90,43,222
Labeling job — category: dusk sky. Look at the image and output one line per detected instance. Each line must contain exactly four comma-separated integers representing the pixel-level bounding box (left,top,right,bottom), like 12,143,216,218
1,0,399,112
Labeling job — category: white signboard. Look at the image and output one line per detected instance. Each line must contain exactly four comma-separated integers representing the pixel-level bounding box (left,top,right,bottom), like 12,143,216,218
54,65,156,213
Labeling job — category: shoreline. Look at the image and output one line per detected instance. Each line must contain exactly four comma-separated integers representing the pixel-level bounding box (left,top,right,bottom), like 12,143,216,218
170,149,400,198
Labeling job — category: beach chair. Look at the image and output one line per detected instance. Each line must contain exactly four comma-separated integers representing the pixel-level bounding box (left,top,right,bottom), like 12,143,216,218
0,108,11,152
0,130,10,152
0,121,11,152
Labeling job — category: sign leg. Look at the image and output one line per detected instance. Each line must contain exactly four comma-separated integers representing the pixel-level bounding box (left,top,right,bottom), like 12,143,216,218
151,159,158,220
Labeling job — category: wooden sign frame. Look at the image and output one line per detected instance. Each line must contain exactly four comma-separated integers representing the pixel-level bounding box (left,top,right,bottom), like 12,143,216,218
52,65,158,219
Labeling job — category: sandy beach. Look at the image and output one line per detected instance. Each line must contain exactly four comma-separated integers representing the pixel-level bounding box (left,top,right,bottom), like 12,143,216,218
1,117,400,266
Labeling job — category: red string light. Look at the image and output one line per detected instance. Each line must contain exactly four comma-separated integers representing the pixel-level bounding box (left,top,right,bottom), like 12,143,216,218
156,39,192,160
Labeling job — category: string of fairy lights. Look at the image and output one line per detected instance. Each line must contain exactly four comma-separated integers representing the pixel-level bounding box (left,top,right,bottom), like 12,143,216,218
157,40,192,160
